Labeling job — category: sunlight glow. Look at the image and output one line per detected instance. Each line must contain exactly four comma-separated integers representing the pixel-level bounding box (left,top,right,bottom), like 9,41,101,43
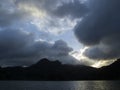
91,60,116,68
71,47,116,68
18,4,46,18
71,47,89,60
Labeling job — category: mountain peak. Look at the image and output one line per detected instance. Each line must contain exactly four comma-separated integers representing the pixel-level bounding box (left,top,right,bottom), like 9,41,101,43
31,58,62,68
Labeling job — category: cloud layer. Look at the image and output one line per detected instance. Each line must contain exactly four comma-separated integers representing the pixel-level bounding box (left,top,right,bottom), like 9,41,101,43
0,0,88,66
0,0,27,27
75,0,120,60
15,0,87,35
0,0,119,68
16,0,88,18
0,29,79,66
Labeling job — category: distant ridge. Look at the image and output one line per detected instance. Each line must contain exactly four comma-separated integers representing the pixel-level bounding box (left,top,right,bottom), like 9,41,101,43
0,58,120,80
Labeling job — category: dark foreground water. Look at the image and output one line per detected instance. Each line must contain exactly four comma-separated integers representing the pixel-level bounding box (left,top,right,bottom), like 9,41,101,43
0,81,119,90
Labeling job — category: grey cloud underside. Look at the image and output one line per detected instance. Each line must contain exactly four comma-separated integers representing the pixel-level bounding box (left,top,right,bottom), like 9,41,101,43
0,0,26,27
52,0,88,18
75,0,120,60
0,29,79,66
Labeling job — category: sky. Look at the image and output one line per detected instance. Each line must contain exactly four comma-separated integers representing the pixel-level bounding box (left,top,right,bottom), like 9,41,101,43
0,0,119,68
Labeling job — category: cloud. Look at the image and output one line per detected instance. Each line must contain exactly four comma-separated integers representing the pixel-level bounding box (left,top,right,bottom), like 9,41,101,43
0,29,34,59
0,29,79,66
16,0,88,19
15,0,87,35
0,0,26,27
15,0,87,15
53,0,88,18
74,0,120,60
1,0,118,68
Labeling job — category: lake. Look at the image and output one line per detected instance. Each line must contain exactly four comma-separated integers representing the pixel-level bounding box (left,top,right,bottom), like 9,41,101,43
0,81,119,90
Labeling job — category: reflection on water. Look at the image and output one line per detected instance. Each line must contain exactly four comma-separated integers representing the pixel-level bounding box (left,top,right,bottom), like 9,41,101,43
70,81,120,90
0,81,119,90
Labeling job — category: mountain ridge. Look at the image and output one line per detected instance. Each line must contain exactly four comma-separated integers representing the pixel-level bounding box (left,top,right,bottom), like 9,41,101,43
0,58,119,80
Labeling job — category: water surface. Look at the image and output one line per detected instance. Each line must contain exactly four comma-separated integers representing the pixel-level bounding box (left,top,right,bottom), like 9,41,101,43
0,81,119,90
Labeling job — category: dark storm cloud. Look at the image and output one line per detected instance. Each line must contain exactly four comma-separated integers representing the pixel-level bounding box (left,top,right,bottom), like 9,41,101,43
0,29,77,66
75,0,120,60
0,29,34,59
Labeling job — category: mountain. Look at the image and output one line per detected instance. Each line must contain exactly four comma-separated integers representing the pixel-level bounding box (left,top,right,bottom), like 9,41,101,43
0,58,120,80
97,59,120,80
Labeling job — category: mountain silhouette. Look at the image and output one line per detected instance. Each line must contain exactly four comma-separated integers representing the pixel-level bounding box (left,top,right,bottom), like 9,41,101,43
97,59,120,80
0,58,120,80
31,58,62,68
